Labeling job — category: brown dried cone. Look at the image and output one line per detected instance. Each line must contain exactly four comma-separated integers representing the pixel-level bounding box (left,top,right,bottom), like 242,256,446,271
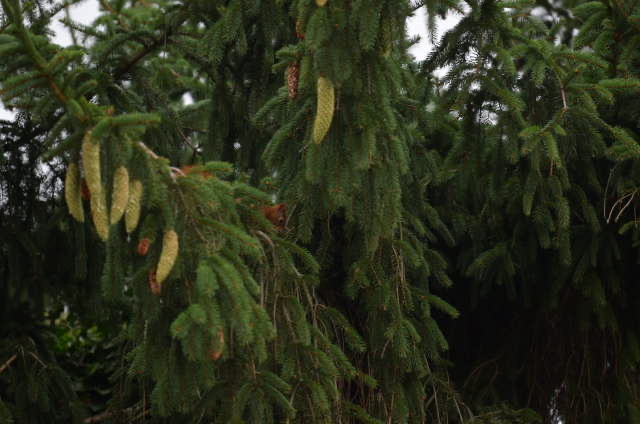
312,76,335,144
287,62,300,99
81,131,102,197
90,191,110,241
155,229,179,286
125,180,143,234
137,238,151,256
316,0,327,6
110,166,130,225
65,162,84,222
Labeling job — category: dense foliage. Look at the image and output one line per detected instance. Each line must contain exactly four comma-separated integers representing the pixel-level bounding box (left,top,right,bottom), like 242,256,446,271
1,0,639,422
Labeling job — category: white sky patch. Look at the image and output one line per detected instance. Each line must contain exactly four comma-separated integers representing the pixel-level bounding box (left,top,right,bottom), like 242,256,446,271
407,7,462,61
51,0,100,47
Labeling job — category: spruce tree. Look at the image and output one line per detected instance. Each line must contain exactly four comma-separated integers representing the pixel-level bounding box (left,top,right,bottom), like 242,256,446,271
1,0,639,423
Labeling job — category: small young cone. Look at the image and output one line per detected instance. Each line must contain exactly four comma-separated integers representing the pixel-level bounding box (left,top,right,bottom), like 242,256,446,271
288,62,300,99
125,180,143,234
148,271,161,295
65,162,85,222
137,238,151,256
81,131,102,196
316,0,328,6
156,229,179,285
90,192,110,241
312,76,335,144
110,167,130,225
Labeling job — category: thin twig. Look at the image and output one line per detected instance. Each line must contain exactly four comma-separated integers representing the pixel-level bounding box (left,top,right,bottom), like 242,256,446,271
560,86,568,110
0,354,17,374
137,141,159,159
613,190,636,223
606,191,635,223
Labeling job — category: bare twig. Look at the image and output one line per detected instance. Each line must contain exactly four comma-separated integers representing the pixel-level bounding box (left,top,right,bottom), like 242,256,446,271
614,190,636,223
606,190,636,223
137,141,159,159
560,86,568,110
0,354,17,374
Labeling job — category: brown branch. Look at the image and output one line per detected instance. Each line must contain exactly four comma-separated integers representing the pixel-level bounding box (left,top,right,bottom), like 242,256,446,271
0,354,17,374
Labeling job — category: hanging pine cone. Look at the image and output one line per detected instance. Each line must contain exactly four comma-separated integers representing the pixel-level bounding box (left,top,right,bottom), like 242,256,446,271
90,191,110,241
155,229,179,285
125,179,143,234
287,61,300,99
316,0,328,6
81,131,102,197
65,162,85,222
110,166,130,225
312,76,335,144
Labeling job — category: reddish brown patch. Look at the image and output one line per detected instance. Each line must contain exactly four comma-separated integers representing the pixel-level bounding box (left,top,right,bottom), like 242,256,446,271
288,62,300,99
181,165,213,179
81,179,90,200
261,203,288,231
148,270,161,295
137,238,151,256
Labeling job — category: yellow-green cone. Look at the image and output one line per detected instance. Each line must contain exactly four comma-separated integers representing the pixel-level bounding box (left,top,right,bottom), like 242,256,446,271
312,76,335,144
125,180,143,234
156,229,179,285
110,167,130,225
81,131,102,197
90,191,109,241
65,162,84,222
316,0,327,6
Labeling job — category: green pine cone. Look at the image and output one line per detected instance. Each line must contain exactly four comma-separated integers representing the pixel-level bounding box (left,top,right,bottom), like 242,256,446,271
312,76,335,144
110,166,130,225
65,162,85,222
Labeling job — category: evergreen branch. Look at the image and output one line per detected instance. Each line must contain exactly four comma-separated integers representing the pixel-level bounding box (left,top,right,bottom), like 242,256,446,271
64,4,78,46
136,141,184,179
83,406,149,423
1,0,68,103
98,0,130,31
112,9,189,79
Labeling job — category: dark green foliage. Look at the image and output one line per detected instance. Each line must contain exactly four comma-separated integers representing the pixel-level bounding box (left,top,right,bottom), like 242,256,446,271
2,0,640,422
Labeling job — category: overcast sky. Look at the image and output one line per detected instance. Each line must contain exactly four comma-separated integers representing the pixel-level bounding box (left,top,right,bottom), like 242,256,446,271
0,2,461,121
